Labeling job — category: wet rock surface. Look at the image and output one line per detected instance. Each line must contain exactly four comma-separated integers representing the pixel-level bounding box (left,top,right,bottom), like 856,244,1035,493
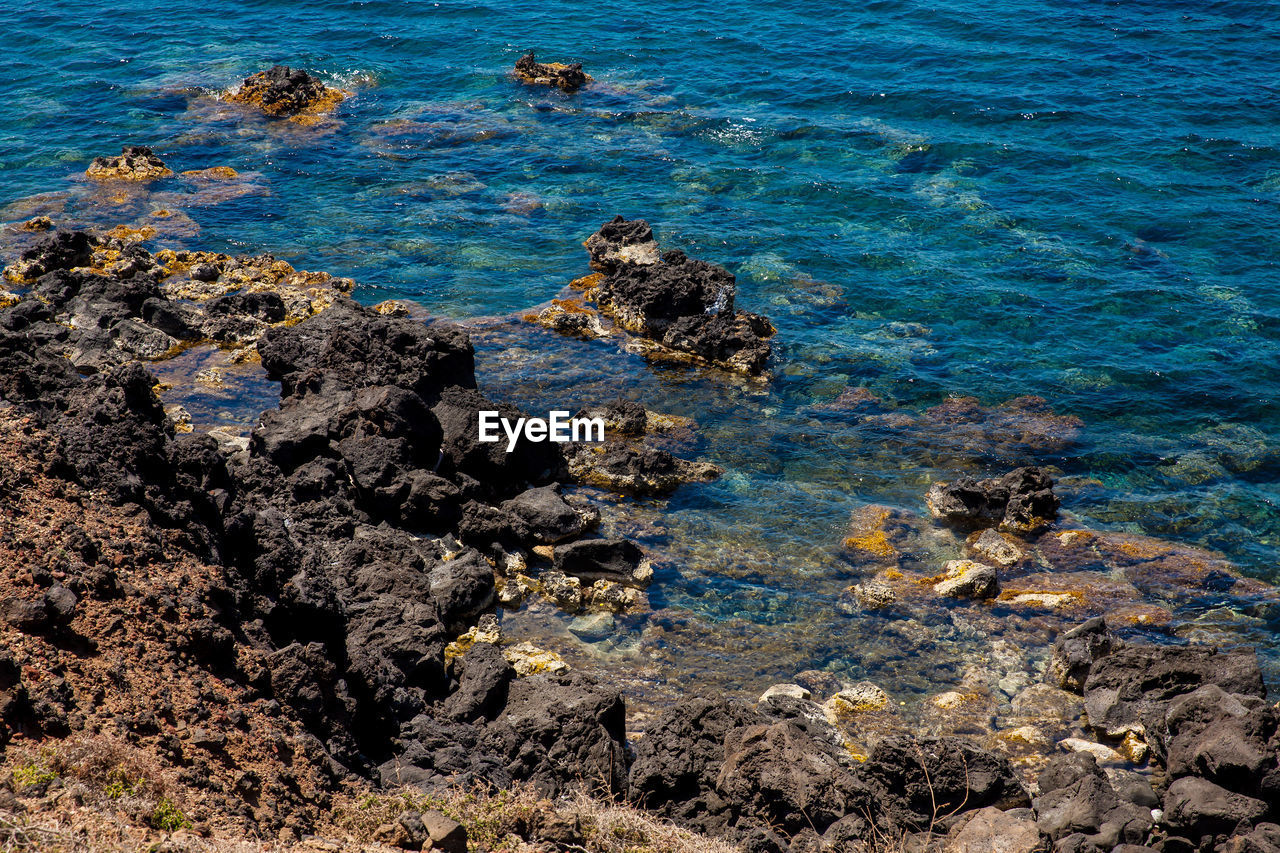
513,51,591,93
533,216,777,375
85,145,173,182
225,64,349,121
927,465,1060,532
1,230,355,374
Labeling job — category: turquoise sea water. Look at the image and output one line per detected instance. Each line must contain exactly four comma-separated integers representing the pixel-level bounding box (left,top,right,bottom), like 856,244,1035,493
4,1,1280,706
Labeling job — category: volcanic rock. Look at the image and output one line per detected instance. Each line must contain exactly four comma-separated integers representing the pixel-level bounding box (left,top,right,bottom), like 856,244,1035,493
85,145,173,182
514,51,591,93
226,65,348,120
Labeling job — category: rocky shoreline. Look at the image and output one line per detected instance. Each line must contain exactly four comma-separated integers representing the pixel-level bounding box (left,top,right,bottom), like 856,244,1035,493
0,216,1277,853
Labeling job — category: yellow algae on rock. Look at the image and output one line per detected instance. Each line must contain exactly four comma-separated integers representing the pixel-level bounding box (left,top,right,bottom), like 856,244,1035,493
825,682,891,719
932,559,999,599
85,146,173,182
1119,730,1150,764
224,65,350,124
20,216,53,232
444,621,502,664
1000,591,1082,609
504,642,570,677
180,166,240,180
841,505,898,562
997,725,1052,750
373,299,409,316
105,224,158,242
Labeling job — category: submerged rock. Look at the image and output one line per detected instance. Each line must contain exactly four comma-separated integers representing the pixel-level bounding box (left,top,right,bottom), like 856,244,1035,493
565,441,721,495
933,559,1000,600
513,51,591,93
85,145,173,182
225,65,349,121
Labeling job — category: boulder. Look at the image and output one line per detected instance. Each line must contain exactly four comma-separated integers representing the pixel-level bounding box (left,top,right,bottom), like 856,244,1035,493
1082,644,1264,743
575,219,776,376
3,231,95,283
483,672,628,796
864,736,1030,833
1163,684,1279,800
716,719,871,836
226,65,347,118
944,806,1041,853
1162,776,1270,838
629,697,766,834
552,538,648,586
1224,824,1280,853
85,145,173,182
501,485,597,544
584,217,660,273
442,640,513,722
926,466,1059,532
566,442,721,495
934,560,999,600
1046,617,1113,693
513,51,591,93
1033,753,1153,848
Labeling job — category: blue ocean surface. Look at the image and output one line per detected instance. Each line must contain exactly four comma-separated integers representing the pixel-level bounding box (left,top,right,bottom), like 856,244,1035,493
4,0,1280,704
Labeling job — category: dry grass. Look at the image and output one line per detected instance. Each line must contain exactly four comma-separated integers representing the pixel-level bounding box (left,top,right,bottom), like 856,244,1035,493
330,783,744,853
0,753,746,853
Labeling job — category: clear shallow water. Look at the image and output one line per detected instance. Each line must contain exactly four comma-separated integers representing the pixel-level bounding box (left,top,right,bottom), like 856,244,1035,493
5,0,1280,706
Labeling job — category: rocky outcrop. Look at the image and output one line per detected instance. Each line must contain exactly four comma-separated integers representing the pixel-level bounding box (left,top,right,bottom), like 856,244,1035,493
0,231,355,373
1033,752,1155,849
1046,616,1114,693
225,65,349,121
85,145,173,181
1033,618,1279,853
533,216,777,375
513,51,591,93
565,441,722,495
2,230,94,283
926,465,1060,532
0,230,658,819
630,694,1028,850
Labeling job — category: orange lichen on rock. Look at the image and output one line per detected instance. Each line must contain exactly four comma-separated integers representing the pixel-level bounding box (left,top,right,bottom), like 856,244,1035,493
85,146,173,182
105,223,157,242
180,166,240,180
513,51,592,93
526,297,609,338
225,65,350,123
841,505,899,562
